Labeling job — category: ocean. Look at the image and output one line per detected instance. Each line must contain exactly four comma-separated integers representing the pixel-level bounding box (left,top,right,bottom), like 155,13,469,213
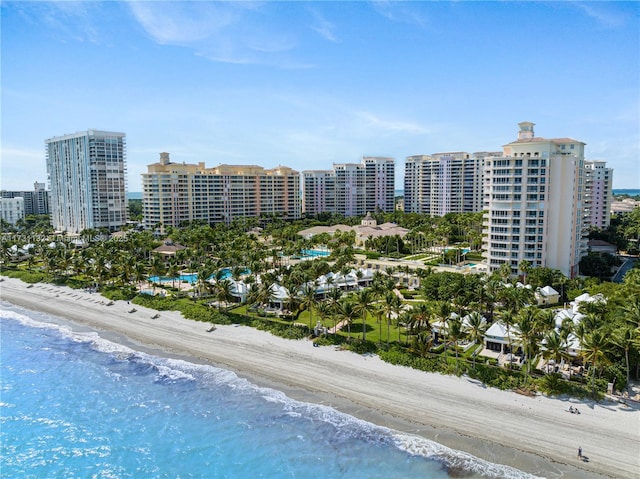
0,303,537,479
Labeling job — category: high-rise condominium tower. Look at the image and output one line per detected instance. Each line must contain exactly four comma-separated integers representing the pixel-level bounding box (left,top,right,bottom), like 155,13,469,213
404,152,494,215
302,157,395,217
363,156,395,214
482,122,588,278
46,130,128,233
584,160,613,229
142,153,300,231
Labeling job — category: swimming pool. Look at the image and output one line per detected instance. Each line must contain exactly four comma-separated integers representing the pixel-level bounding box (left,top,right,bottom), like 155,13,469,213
444,247,471,254
300,249,330,257
148,267,249,284
147,273,198,284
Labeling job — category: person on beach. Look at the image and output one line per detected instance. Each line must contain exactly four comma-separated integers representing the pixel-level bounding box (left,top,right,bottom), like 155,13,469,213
578,446,582,460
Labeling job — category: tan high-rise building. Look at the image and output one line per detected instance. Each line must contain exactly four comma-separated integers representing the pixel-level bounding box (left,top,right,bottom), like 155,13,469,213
142,153,300,231
482,122,588,278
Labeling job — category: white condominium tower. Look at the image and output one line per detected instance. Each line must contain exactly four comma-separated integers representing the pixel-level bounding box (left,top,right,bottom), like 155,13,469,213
482,122,588,278
362,156,395,214
142,153,300,231
302,156,395,217
404,152,493,215
301,170,336,216
584,160,613,229
45,130,128,233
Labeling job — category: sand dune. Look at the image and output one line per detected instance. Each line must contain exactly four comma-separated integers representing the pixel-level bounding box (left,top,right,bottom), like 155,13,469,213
1,277,638,479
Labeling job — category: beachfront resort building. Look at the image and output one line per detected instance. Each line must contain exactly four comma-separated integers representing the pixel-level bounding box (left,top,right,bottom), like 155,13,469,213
45,130,128,233
301,156,395,217
482,122,589,278
403,152,495,215
1,181,50,216
584,160,613,229
1,196,25,225
142,153,301,232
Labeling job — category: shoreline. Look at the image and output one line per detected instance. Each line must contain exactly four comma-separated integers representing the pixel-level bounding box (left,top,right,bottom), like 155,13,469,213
1,277,638,479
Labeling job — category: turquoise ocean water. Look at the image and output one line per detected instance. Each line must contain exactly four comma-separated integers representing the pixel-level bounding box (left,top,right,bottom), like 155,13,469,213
1,302,537,479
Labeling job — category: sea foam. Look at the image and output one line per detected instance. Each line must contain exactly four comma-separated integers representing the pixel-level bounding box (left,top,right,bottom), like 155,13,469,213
1,302,540,479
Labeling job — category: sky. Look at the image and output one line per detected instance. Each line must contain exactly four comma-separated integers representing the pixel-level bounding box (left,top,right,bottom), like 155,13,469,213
2,1,639,191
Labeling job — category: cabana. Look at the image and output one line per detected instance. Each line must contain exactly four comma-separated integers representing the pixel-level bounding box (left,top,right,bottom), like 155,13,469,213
535,285,560,306
483,321,520,354
570,292,606,313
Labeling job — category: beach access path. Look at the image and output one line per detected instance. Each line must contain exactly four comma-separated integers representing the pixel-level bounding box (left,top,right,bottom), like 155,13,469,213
1,277,638,479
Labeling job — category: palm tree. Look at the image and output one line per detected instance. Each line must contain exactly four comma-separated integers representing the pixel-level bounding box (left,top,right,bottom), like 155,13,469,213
339,299,359,341
498,309,517,369
150,256,166,292
411,332,434,358
167,259,180,289
383,291,403,346
515,306,542,382
372,302,386,344
409,302,431,338
580,329,611,397
316,302,332,336
446,317,465,374
354,289,374,341
519,260,532,285
327,286,343,333
578,299,608,325
535,309,556,336
215,279,234,311
610,326,635,396
465,312,487,366
133,262,148,292
195,262,215,298
541,330,569,374
300,282,318,330
620,296,640,331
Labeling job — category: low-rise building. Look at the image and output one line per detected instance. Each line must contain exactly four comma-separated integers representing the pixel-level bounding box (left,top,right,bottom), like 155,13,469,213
1,196,25,225
1,181,50,215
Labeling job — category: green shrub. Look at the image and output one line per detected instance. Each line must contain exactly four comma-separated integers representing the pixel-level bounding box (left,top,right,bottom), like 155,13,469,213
313,335,346,347
102,286,137,301
345,339,377,355
535,373,594,399
180,304,218,322
1,269,49,283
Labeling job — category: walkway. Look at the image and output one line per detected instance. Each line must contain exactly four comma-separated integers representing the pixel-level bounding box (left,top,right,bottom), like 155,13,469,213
612,256,637,283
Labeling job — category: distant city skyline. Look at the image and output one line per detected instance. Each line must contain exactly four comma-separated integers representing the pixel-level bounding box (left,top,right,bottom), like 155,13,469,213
2,1,639,191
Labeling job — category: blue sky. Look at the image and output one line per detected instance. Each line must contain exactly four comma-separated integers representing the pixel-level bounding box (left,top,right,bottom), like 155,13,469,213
2,1,639,191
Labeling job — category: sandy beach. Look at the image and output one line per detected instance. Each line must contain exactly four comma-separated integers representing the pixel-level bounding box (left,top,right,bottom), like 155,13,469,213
1,277,638,479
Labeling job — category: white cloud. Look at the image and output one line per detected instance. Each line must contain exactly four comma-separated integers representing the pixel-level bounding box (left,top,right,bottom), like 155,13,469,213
371,1,427,27
573,3,628,29
127,2,238,45
308,7,339,42
15,1,103,44
354,111,431,135
127,1,311,68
